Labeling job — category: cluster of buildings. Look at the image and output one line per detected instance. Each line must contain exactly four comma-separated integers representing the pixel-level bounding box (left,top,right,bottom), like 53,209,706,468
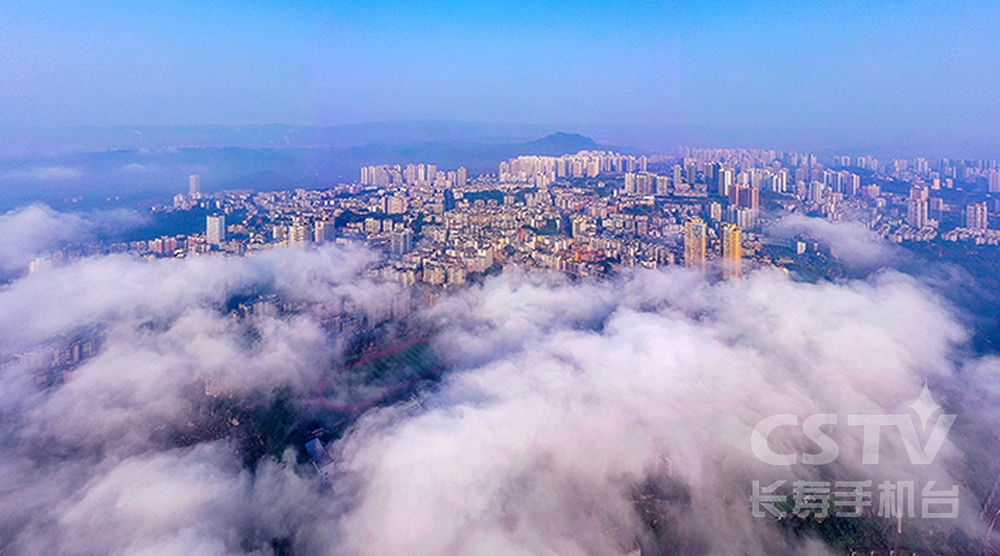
12,146,1000,449
0,330,101,387
21,146,1000,293
360,163,467,190
498,151,648,186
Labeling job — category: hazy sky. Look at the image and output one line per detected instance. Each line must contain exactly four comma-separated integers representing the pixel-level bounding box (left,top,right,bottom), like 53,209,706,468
2,0,999,152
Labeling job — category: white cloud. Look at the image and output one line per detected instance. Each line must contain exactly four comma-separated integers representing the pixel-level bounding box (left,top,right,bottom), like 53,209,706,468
0,204,91,273
0,225,991,555
771,213,895,268
120,163,149,173
330,268,978,555
3,166,84,181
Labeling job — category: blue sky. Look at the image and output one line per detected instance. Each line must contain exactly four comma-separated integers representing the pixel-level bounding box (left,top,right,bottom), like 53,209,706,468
1,0,999,153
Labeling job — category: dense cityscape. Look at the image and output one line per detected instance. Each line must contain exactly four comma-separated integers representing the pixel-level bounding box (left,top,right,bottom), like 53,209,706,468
25,146,1000,284
4,144,998,554
6,0,1000,554
15,144,1000,393
9,144,1000,555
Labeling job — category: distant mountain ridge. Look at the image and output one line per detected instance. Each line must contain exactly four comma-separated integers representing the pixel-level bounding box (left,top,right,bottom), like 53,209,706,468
524,132,600,153
2,120,990,161
0,130,624,211
0,122,613,158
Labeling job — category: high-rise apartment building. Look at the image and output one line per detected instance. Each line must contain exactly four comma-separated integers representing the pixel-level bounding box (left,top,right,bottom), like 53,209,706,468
387,196,408,214
390,229,413,255
704,161,719,185
906,185,930,228
314,220,335,243
655,175,670,195
404,164,418,184
289,219,309,244
717,167,734,197
206,214,225,245
727,206,756,230
635,173,654,195
189,174,201,199
966,202,989,230
910,184,930,200
721,223,742,278
907,198,929,228
842,171,860,196
685,160,698,185
708,202,723,223
623,172,635,194
729,184,760,214
809,181,825,202
684,217,707,272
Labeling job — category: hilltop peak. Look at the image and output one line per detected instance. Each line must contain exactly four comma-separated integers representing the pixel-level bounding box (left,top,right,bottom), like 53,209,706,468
525,132,599,154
